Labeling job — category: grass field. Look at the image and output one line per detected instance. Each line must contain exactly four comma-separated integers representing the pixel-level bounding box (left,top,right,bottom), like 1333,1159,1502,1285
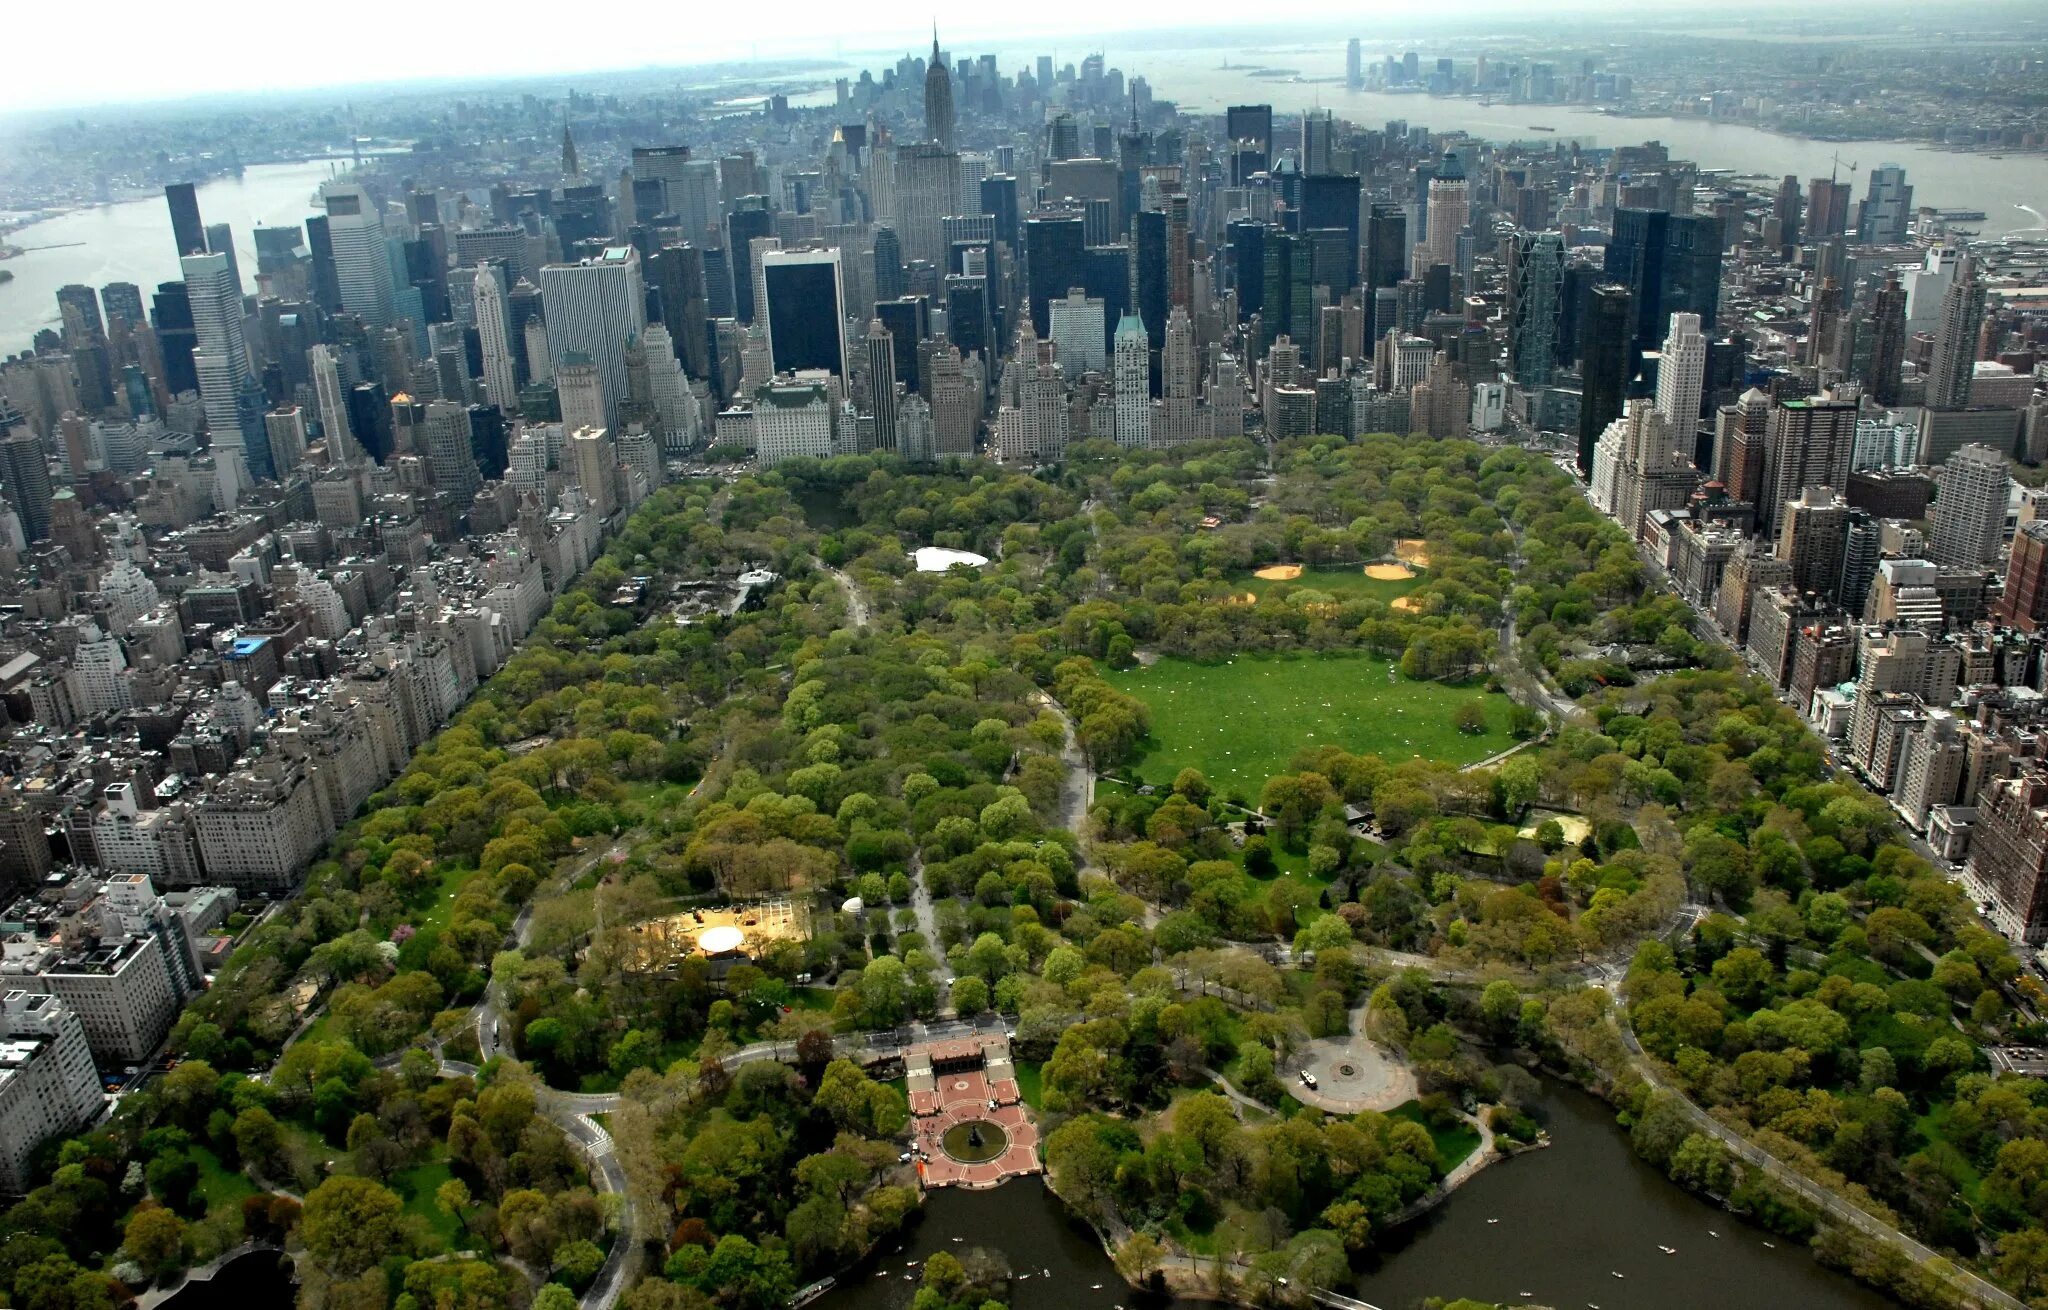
1222,565,1425,607
192,1144,260,1215
391,1157,463,1246
1389,1099,1482,1172
1013,1059,1044,1112
1108,654,1514,799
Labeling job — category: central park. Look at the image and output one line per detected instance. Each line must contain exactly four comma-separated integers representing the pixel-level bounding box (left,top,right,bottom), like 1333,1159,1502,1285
21,433,2048,1310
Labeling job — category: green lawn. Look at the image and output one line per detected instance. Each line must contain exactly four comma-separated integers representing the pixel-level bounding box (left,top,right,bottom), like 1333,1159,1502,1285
1108,654,1515,799
1013,1059,1044,1111
1222,565,1425,606
391,1157,463,1247
1389,1099,1482,1172
192,1144,260,1215
407,860,482,938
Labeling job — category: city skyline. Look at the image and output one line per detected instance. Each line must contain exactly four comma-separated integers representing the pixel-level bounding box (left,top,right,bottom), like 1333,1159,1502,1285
3,0,2022,113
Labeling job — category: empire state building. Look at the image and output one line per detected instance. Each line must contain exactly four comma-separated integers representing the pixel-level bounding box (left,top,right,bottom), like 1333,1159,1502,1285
924,28,956,150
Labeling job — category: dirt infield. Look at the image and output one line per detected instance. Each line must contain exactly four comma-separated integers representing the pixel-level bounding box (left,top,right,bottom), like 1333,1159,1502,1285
1391,596,1423,612
1364,563,1416,581
1394,538,1431,567
1253,564,1304,580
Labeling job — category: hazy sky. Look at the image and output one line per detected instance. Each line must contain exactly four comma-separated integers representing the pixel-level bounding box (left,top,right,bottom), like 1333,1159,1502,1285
1,0,1785,113
8,0,1976,114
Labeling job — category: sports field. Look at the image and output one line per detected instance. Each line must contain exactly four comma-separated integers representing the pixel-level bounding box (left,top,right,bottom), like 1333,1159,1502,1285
1222,563,1425,607
1108,654,1514,799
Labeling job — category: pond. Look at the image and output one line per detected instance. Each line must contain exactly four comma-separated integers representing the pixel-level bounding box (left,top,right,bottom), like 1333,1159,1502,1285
1351,1085,1896,1310
796,486,859,532
815,1084,1895,1310
159,1248,295,1309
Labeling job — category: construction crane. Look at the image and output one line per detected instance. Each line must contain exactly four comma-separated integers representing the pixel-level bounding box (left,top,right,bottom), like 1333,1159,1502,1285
1828,151,1859,183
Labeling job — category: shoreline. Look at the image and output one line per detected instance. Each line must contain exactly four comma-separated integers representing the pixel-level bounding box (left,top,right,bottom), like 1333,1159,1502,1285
1316,87,2043,162
0,156,373,237
1043,1101,1526,1307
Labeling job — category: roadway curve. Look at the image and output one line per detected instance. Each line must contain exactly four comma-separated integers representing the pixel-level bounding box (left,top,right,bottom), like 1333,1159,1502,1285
1615,1011,2025,1310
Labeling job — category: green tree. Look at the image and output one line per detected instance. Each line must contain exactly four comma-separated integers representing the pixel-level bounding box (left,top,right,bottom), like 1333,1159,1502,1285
1479,980,1522,1039
122,1207,186,1278
436,1177,473,1237
300,1175,405,1277
553,1238,606,1289
950,976,990,1014
535,1286,581,1310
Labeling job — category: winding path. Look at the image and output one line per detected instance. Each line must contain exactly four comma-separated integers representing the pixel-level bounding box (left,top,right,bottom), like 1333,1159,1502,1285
818,560,870,629
1031,692,1094,850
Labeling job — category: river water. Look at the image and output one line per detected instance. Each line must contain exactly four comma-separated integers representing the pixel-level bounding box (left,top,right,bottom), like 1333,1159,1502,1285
0,160,347,354
817,1085,1893,1310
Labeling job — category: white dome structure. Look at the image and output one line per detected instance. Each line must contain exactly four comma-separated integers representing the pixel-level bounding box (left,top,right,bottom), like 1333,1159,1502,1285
911,546,989,573
697,925,746,955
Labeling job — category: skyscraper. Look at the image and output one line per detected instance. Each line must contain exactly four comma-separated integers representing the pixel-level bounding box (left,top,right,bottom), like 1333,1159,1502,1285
1928,444,2010,570
1997,522,2048,634
759,247,848,379
181,250,256,463
0,431,54,542
309,344,358,463
165,182,205,259
630,145,693,214
924,29,956,151
1424,151,1468,272
980,175,1020,250
651,245,712,381
424,400,479,500
1159,307,1198,445
872,227,905,304
1024,214,1086,336
926,342,976,455
1578,284,1632,477
1225,105,1272,184
1772,174,1802,255
100,282,145,329
1346,38,1363,91
1605,208,1722,368
1507,232,1564,389
893,143,962,269
1113,314,1150,448
1655,312,1707,433
865,320,898,452
304,213,343,312
1301,110,1334,176
1807,177,1853,241
1857,165,1913,244
55,285,104,344
1761,396,1859,539
1048,289,1106,377
320,183,393,326
1859,273,1909,407
472,263,519,415
1927,251,1986,411
726,206,775,326
539,245,648,427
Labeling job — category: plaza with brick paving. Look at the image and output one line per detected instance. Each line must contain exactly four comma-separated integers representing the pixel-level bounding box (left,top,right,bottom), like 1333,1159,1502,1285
905,1035,1040,1189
